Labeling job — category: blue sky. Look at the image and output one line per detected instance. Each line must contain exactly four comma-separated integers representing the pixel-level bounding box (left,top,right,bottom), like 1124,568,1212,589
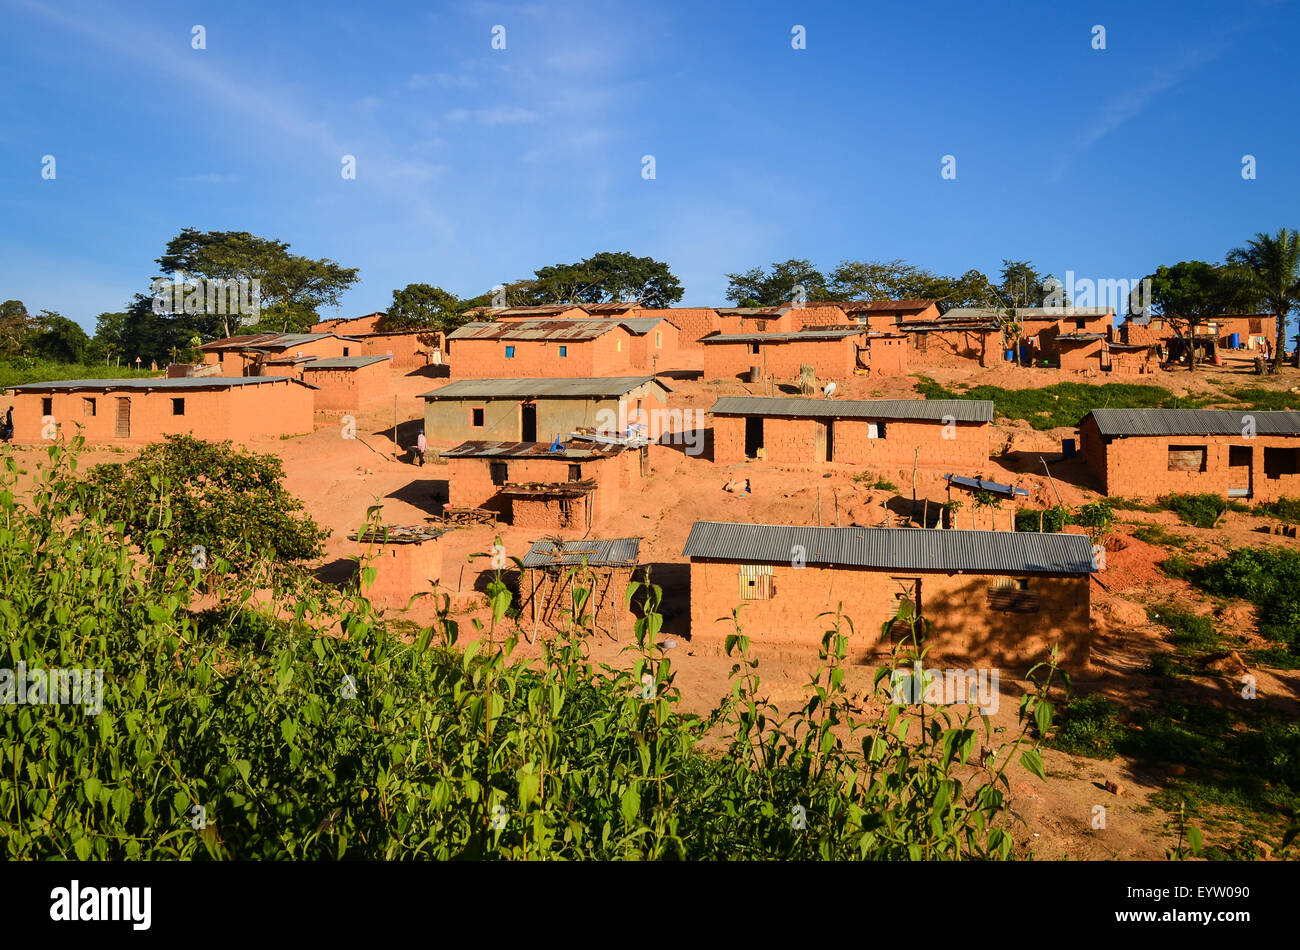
2,0,1297,331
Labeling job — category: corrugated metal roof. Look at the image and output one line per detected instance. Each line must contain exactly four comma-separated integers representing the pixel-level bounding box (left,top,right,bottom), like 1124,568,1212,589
838,299,938,312
1057,333,1106,342
1087,408,1300,437
303,355,392,369
200,332,352,351
681,522,1097,574
446,320,622,342
616,317,671,334
440,439,627,460
419,376,667,400
7,376,310,393
520,537,641,568
941,307,1113,322
702,329,863,344
708,396,993,423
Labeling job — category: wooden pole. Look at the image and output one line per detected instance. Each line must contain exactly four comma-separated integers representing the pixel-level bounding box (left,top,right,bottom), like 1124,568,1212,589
833,489,839,526
1040,456,1063,507
393,395,398,456
816,486,822,526
911,446,919,524
923,497,929,528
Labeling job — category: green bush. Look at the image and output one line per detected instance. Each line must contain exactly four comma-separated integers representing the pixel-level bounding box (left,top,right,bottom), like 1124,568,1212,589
1132,524,1191,549
1015,506,1069,533
1163,493,1243,529
1159,555,1197,580
1043,694,1124,760
1253,496,1300,523
1196,546,1300,650
1147,604,1218,650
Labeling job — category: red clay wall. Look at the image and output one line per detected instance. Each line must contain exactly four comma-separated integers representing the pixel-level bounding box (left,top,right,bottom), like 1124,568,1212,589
359,539,444,608
640,309,719,349
444,451,641,527
449,328,635,378
625,322,682,371
907,329,998,367
704,336,860,382
351,332,440,369
302,361,393,411
689,559,1091,670
863,335,908,375
712,415,990,468
523,566,638,637
1058,340,1104,372
788,305,849,330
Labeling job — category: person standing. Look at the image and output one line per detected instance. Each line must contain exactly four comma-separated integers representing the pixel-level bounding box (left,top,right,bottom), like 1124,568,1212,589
416,429,428,466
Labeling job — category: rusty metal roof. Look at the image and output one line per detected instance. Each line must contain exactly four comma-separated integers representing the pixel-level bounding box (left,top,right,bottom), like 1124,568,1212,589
200,332,355,351
682,522,1097,574
521,537,641,568
419,376,668,400
701,329,863,344
351,525,447,544
446,320,625,342
440,440,627,460
709,396,993,422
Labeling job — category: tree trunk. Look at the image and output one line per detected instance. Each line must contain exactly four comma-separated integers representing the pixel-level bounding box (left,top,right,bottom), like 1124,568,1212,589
1274,311,1286,374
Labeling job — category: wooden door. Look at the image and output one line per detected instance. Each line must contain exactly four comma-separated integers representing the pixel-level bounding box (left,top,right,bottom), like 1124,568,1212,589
114,398,131,438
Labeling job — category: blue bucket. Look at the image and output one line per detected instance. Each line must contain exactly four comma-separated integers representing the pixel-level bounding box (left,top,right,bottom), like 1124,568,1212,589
1005,349,1015,361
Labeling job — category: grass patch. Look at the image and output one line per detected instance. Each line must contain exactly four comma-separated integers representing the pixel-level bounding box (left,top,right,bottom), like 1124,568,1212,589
1163,492,1249,528
1195,546,1300,656
1215,387,1300,412
912,377,1206,430
853,473,898,491
1131,524,1192,549
1147,603,1220,651
1158,554,1198,579
1253,496,1300,523
1043,694,1123,760
0,359,157,387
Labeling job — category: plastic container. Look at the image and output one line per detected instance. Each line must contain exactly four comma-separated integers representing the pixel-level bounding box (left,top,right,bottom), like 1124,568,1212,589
1005,349,1015,361
1019,344,1031,362
1228,333,1241,348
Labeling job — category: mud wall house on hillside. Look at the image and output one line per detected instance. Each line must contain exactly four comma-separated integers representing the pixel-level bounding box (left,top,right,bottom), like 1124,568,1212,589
702,328,878,382
313,312,385,335
200,332,359,377
353,524,445,610
441,439,645,530
519,537,643,639
1104,342,1157,375
715,306,797,335
682,521,1096,670
421,376,671,445
1079,408,1300,503
618,316,686,372
1117,313,1277,355
471,304,592,322
7,376,315,445
938,307,1115,368
709,396,993,468
445,320,642,378
897,320,1001,368
300,356,392,411
837,299,943,333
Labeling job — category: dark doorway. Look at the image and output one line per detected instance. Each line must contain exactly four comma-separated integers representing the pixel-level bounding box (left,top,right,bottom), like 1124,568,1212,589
521,402,537,442
744,417,764,458
1228,445,1252,498
816,420,834,461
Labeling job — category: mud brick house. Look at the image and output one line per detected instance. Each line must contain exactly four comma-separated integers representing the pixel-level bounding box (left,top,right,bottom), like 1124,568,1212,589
682,521,1096,669
1055,333,1107,373
6,376,315,445
1117,313,1277,355
703,328,875,382
441,439,645,530
637,308,720,349
300,355,393,411
1105,342,1157,375
353,524,445,609
1079,408,1300,502
839,299,943,333
313,312,385,334
311,314,442,369
421,376,671,444
446,320,647,378
709,396,993,468
618,316,685,372
897,320,1002,367
200,332,359,377
939,307,1114,367
715,306,796,335
520,537,643,639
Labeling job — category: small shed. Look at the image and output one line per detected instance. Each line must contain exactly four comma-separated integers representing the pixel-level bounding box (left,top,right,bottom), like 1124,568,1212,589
352,524,447,609
300,355,393,410
520,537,643,639
943,474,1030,530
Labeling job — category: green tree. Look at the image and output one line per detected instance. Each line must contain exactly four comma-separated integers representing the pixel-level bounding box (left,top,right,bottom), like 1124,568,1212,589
725,259,829,306
155,228,360,336
25,310,90,363
1146,261,1253,370
1227,228,1300,374
0,300,29,356
526,251,684,308
86,434,328,572
826,259,936,301
381,283,463,331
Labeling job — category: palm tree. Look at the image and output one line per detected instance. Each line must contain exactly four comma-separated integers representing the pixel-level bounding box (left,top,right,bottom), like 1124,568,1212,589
1227,229,1300,373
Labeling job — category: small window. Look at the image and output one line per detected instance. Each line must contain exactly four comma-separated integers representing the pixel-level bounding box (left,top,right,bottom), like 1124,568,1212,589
172,398,185,416
558,345,567,357
868,422,886,439
82,397,96,418
505,346,515,359
42,397,52,417
749,343,760,355
568,463,582,482
1074,319,1086,330
489,461,508,485
471,407,485,427
616,338,622,353
655,331,662,348
987,578,1039,613
342,347,350,357
755,320,768,332
1167,445,1207,472
738,564,773,601
1264,447,1300,478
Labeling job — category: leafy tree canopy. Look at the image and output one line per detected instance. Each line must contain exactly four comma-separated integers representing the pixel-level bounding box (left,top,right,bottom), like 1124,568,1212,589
381,283,463,332
526,251,684,308
87,434,328,572
725,259,829,306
